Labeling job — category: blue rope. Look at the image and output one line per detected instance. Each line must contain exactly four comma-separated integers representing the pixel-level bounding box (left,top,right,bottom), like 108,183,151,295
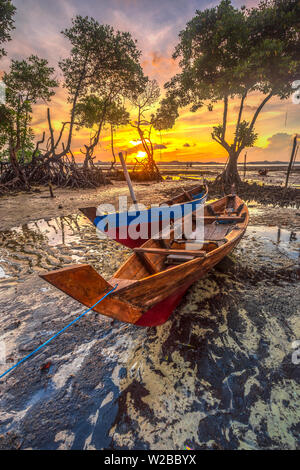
0,284,118,380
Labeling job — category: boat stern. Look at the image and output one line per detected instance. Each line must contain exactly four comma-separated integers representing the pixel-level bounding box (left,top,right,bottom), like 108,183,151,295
40,264,143,324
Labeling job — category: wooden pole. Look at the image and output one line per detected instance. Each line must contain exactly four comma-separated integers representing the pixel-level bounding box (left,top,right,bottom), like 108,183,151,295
48,182,55,198
243,152,247,180
119,151,137,204
285,135,298,188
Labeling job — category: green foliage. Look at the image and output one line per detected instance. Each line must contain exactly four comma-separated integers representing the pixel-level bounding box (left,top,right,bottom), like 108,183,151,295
0,0,16,59
106,101,130,128
5,55,58,103
211,124,225,144
58,16,147,158
75,95,129,129
234,120,258,149
169,0,300,107
60,16,146,104
0,55,58,159
153,96,179,131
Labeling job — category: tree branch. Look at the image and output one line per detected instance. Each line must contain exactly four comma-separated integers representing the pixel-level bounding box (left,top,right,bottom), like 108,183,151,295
222,95,228,142
47,108,55,156
212,134,231,153
32,132,45,160
249,92,273,132
233,91,247,151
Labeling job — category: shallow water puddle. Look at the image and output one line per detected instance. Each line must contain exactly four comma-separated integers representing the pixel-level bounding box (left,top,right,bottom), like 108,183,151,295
3,214,92,247
0,265,9,279
0,213,129,284
245,225,300,261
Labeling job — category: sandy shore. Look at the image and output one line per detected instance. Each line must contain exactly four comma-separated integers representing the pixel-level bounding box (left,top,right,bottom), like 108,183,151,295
0,181,299,450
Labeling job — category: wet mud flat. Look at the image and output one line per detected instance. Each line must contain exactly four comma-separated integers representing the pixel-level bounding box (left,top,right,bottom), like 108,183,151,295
0,202,299,450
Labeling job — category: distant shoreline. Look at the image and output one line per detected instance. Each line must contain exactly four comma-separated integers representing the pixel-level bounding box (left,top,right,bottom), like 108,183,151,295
90,161,300,168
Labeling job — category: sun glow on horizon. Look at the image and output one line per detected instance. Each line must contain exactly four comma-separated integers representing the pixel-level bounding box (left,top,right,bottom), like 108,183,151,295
135,150,147,160
130,140,142,146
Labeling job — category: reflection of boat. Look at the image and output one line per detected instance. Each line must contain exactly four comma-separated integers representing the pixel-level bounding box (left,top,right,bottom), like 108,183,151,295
41,194,248,327
80,184,208,248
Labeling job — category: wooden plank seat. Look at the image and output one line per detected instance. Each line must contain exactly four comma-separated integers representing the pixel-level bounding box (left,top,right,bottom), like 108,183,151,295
133,246,206,269
133,247,206,258
193,215,245,223
171,239,226,247
165,254,196,266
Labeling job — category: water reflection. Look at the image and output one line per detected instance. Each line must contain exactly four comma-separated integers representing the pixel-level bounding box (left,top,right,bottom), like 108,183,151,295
0,214,130,284
239,225,300,265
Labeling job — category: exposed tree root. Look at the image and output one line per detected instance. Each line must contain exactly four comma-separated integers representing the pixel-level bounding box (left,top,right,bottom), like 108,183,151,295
0,158,110,195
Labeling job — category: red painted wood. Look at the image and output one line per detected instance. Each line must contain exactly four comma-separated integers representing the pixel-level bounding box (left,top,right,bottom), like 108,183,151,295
107,222,162,249
134,281,192,327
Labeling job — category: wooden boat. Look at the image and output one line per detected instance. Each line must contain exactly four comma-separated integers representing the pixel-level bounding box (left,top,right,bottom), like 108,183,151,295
80,184,208,249
40,194,248,327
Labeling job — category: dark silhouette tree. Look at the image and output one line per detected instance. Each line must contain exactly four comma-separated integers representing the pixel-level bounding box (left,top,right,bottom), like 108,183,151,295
0,16,147,191
0,0,16,59
0,56,58,185
52,16,146,163
130,79,162,180
156,0,300,187
75,95,129,169
106,103,130,171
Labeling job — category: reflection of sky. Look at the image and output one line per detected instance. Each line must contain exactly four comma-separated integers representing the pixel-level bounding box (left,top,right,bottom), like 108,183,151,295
245,226,300,261
2,0,300,162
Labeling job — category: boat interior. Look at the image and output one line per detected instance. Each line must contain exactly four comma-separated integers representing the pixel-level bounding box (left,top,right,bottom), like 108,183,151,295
165,184,207,205
110,194,247,285
79,184,207,224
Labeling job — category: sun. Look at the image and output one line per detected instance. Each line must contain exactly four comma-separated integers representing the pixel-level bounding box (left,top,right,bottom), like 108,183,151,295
135,151,147,160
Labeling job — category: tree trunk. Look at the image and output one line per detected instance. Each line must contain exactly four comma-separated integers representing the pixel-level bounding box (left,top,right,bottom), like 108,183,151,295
9,144,30,190
109,125,116,171
216,151,241,188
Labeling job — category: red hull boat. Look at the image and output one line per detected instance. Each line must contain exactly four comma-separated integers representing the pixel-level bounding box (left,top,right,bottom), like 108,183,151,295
41,195,248,327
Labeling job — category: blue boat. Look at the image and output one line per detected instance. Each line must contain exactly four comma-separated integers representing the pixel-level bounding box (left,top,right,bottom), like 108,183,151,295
80,184,208,248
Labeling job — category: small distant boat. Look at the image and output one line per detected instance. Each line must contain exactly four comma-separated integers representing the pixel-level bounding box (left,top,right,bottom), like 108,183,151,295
40,194,248,327
80,184,208,248
258,168,268,176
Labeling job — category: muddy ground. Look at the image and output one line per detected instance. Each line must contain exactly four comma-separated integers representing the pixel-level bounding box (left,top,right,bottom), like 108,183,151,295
0,180,299,450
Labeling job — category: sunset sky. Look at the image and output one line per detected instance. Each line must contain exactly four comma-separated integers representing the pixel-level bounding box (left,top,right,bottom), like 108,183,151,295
1,0,300,162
